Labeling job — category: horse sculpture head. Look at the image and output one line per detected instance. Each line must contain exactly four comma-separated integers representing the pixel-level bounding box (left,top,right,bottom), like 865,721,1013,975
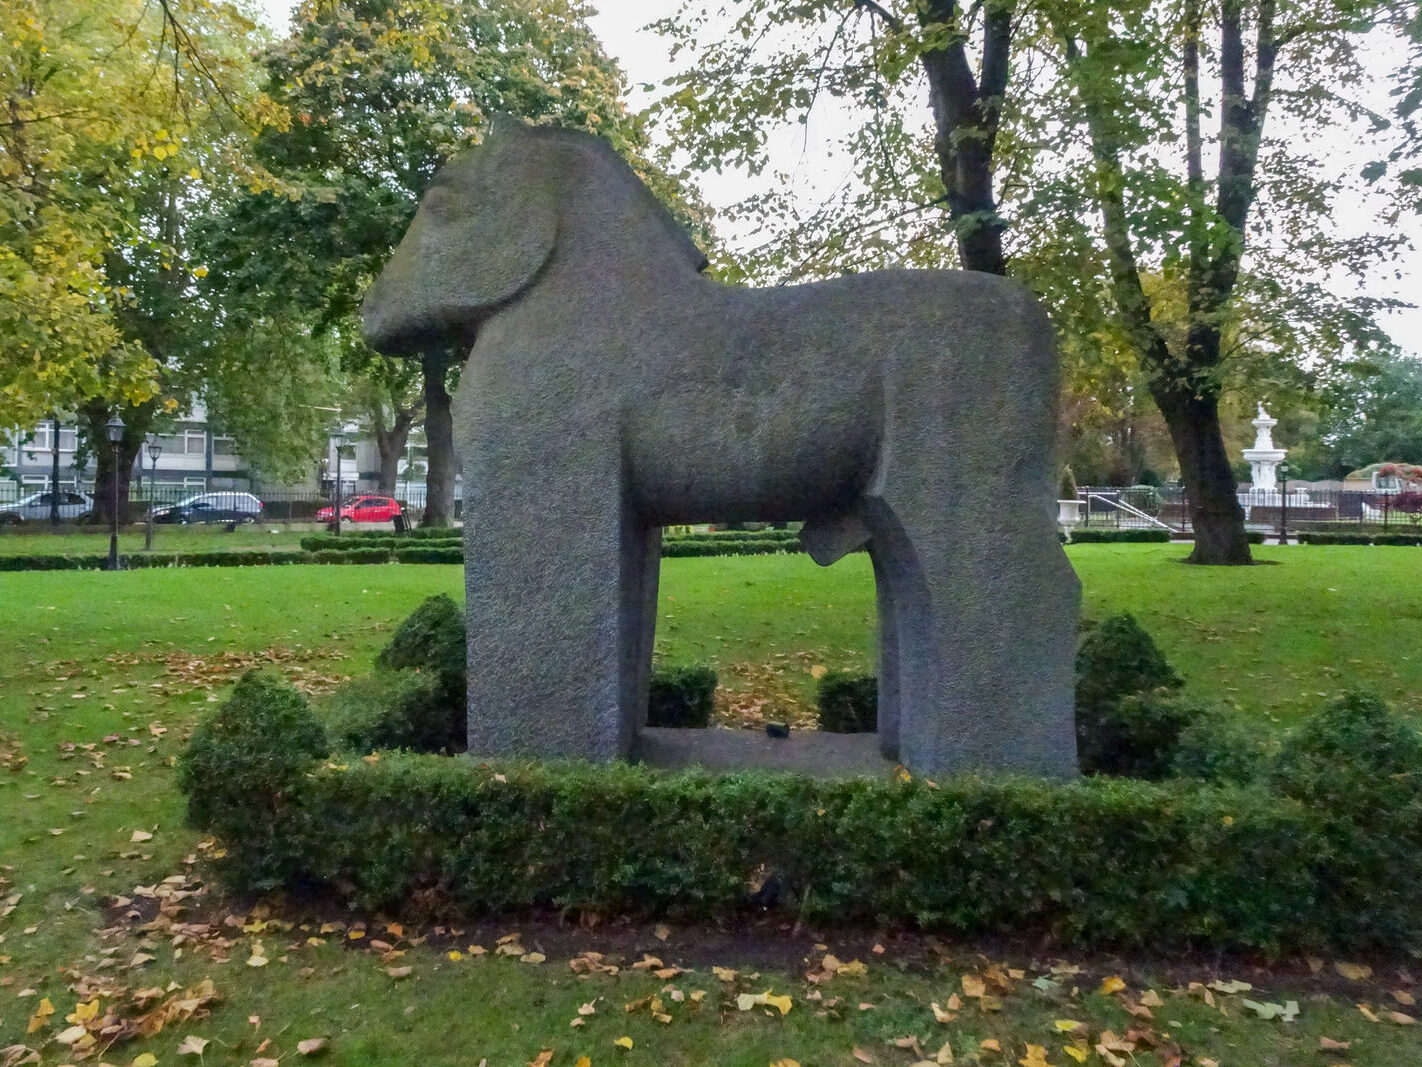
363,118,707,355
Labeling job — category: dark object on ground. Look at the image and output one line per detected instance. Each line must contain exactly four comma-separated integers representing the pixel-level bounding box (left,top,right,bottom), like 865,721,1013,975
817,671,877,733
765,721,789,738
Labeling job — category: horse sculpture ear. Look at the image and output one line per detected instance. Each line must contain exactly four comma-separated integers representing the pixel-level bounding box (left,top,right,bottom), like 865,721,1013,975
438,125,559,316
363,123,559,354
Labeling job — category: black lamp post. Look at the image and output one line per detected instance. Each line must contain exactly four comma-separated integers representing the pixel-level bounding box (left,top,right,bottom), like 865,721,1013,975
105,415,124,570
145,436,162,551
1278,461,1291,545
333,432,346,537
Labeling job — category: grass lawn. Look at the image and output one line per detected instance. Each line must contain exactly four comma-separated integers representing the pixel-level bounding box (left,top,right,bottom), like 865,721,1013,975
3,546,1421,1064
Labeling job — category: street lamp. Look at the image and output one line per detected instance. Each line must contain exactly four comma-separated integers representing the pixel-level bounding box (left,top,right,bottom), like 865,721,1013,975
105,415,124,570
332,431,346,537
145,436,162,551
1277,461,1292,545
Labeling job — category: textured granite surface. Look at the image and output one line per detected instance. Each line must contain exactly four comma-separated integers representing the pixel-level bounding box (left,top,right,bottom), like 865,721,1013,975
364,120,1080,777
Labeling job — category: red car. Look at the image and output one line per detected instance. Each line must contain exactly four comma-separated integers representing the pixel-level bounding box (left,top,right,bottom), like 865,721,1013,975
315,495,403,523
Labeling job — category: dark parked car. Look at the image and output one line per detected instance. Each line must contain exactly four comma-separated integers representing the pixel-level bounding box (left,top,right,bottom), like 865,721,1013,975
152,491,263,524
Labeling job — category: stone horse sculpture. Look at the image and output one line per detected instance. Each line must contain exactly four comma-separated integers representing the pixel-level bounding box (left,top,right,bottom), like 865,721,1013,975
363,119,1079,778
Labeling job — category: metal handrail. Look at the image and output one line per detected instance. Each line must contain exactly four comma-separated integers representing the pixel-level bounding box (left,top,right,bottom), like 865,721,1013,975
1085,492,1179,533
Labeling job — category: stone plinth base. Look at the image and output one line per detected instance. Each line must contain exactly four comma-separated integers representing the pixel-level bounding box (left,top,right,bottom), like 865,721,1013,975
635,727,894,777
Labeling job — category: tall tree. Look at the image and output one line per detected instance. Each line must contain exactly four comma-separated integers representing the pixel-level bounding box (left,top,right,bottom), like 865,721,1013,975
656,0,1022,278
208,0,708,526
1038,0,1409,562
658,0,1410,564
0,0,285,519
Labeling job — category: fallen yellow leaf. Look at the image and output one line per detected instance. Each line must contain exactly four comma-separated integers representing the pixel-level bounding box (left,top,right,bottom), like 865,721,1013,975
1099,975,1126,995
962,974,986,998
298,1036,329,1055
1063,1047,1088,1063
614,1036,634,1049
576,1058,591,1067
980,1038,1001,1052
132,1055,159,1067
1336,962,1372,981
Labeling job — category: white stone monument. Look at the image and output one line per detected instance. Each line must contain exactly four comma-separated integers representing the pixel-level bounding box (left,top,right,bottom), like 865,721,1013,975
1242,403,1286,492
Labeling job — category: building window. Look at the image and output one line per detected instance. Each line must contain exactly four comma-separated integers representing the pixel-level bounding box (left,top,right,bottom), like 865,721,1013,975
183,477,206,490
184,430,206,455
23,425,77,453
212,435,238,457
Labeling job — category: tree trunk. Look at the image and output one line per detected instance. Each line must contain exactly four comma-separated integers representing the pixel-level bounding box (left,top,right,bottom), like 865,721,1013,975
1152,386,1252,565
916,0,1013,276
420,352,457,527
373,412,416,496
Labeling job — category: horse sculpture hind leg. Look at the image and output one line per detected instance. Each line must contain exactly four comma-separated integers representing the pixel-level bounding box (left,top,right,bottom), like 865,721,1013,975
856,305,1080,779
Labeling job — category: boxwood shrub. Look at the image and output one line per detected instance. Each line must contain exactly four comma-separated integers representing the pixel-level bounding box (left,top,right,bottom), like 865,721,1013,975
181,674,1422,952
646,665,717,727
395,546,464,564
1299,532,1374,545
817,671,877,733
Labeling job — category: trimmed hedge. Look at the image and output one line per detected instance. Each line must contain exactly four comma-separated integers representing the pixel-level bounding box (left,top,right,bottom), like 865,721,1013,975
1299,531,1422,545
395,546,464,564
817,671,877,733
0,550,313,571
348,526,460,541
302,535,462,552
1067,528,1172,543
646,665,717,728
181,673,1422,952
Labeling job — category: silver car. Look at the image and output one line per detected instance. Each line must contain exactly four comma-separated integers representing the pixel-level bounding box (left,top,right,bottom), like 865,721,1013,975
0,490,93,524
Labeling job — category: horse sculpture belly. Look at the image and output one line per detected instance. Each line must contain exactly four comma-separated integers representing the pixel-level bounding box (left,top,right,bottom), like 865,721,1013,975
362,119,1081,778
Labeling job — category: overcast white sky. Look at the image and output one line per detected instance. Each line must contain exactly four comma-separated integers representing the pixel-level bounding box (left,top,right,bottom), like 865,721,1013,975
252,0,1420,358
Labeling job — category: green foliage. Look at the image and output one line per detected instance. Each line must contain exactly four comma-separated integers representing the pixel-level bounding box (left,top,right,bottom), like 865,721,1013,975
349,527,460,541
646,666,717,728
817,672,878,733
330,670,463,755
303,535,461,552
1068,529,1171,543
1272,690,1422,810
1170,713,1268,787
176,670,328,890
376,593,467,701
1088,691,1212,781
1075,613,1184,775
1059,466,1078,500
311,548,392,565
394,547,464,564
186,743,1402,953
1299,532,1422,545
1270,690,1422,945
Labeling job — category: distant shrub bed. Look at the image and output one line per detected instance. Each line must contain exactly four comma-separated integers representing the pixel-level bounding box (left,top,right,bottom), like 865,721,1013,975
1299,531,1422,545
181,670,1422,953
1067,529,1172,543
301,535,461,552
0,550,370,571
347,527,460,541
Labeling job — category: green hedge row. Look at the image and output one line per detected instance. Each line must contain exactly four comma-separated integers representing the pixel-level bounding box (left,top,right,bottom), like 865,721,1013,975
182,665,1422,953
1300,531,1422,545
184,738,1376,953
347,526,460,541
1067,529,1172,543
0,549,394,571
301,535,461,552
394,547,463,564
